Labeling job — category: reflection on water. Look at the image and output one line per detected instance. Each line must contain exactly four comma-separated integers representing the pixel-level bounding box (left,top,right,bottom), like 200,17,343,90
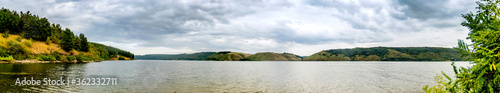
0,60,472,92
0,63,87,92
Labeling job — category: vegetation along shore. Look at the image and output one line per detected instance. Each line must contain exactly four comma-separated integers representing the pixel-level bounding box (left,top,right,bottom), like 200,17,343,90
0,8,134,63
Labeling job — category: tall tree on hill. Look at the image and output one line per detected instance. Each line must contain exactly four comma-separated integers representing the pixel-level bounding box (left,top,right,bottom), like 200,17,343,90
79,33,89,52
60,28,74,51
73,35,81,51
0,8,22,33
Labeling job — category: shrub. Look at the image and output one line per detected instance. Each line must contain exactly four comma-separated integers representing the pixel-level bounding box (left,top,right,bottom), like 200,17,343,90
2,31,9,38
27,55,35,59
60,56,67,62
118,57,125,60
45,37,50,44
0,56,14,61
0,46,8,57
54,54,61,61
36,55,55,61
66,56,75,61
76,55,84,62
7,40,27,55
24,39,32,48
49,56,56,61
16,37,21,42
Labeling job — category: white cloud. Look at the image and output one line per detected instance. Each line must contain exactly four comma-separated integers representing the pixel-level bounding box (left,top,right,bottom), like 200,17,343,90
0,0,477,56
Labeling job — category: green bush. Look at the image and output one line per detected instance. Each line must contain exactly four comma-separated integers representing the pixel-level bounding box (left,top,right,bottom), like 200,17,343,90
27,55,35,59
54,54,61,61
66,56,75,61
37,55,55,61
16,37,21,42
24,39,32,48
76,55,84,62
0,56,14,61
0,46,8,57
118,57,125,60
2,32,9,38
7,40,27,55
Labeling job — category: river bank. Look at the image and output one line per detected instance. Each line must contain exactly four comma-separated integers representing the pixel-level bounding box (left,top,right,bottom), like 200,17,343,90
0,60,102,63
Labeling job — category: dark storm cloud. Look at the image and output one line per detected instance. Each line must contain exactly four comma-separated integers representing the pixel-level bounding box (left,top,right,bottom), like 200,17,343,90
395,0,475,20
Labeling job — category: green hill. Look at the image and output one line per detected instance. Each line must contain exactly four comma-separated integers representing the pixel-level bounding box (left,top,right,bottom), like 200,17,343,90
207,51,251,61
0,8,133,62
135,51,302,61
242,52,302,61
304,47,465,61
135,52,216,60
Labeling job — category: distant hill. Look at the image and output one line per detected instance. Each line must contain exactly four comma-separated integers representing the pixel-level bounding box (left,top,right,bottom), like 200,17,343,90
135,51,302,61
207,51,250,61
243,52,302,61
303,47,465,61
135,47,465,61
135,52,216,60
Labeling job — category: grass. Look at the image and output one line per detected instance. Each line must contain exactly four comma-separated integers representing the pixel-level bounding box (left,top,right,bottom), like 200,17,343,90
0,34,68,55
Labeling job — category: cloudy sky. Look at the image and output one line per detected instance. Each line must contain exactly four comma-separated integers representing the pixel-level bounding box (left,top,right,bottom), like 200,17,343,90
1,0,477,56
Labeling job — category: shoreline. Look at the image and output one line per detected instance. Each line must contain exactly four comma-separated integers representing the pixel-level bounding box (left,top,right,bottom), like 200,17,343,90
0,60,102,63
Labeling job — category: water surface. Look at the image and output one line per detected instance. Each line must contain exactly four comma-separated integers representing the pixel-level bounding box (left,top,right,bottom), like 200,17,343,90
0,60,472,92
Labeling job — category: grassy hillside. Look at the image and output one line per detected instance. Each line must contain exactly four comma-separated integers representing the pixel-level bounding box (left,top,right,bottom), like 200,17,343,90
243,52,302,61
0,34,133,62
0,8,133,62
207,51,251,61
304,47,465,61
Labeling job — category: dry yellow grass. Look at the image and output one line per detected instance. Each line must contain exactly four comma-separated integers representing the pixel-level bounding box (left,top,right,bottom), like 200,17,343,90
108,55,131,60
29,41,68,55
0,34,68,55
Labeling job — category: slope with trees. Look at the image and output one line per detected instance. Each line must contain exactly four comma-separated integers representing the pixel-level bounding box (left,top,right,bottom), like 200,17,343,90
242,52,302,61
207,51,251,61
0,8,133,62
304,47,464,61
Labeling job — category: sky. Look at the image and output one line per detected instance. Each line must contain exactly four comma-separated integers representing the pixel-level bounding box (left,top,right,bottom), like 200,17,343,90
0,0,477,56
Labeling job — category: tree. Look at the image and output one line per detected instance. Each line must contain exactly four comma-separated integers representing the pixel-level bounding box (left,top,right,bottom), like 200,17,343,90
79,33,89,52
73,35,80,51
60,28,74,51
424,0,500,92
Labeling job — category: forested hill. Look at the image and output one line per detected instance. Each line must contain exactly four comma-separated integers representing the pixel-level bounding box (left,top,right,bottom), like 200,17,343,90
304,47,465,61
0,8,133,62
135,51,303,61
136,47,464,61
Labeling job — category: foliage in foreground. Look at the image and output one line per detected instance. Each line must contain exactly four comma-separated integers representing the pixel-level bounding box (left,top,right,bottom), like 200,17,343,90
424,0,500,92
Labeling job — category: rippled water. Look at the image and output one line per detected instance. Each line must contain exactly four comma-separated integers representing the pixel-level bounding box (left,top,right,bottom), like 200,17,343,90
0,60,472,92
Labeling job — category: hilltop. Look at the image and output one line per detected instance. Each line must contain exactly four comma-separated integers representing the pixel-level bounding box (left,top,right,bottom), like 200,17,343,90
136,51,302,61
242,52,301,61
0,8,133,63
304,47,465,61
207,51,251,61
135,47,465,61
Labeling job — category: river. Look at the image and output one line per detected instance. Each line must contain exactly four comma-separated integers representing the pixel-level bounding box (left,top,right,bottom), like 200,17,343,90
0,60,472,92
